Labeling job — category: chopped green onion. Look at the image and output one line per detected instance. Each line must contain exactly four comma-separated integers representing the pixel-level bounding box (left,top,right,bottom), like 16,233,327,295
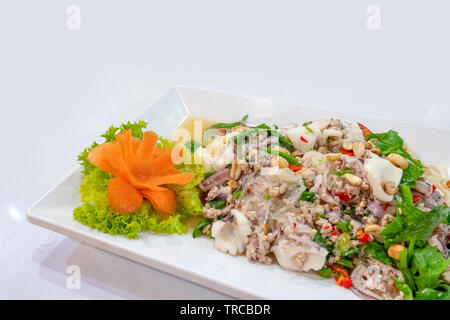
302,121,314,133
264,194,272,200
399,185,413,205
208,199,227,210
333,169,354,176
300,191,315,203
264,147,300,166
232,190,242,199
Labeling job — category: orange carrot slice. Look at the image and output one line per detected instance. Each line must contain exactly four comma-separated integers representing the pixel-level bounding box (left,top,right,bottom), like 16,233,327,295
88,129,194,215
107,177,143,215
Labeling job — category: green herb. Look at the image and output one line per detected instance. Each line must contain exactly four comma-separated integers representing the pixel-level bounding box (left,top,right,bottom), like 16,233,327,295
313,233,333,252
393,279,414,300
208,199,227,210
316,267,333,278
192,218,214,238
300,191,315,203
333,169,354,176
411,245,450,291
208,114,248,129
264,147,300,166
337,233,352,253
399,185,413,205
264,194,272,200
343,209,353,215
204,171,214,179
415,285,450,300
336,220,352,233
365,130,424,185
302,121,314,133
342,247,360,259
337,257,354,269
381,203,449,248
362,242,393,266
232,190,242,199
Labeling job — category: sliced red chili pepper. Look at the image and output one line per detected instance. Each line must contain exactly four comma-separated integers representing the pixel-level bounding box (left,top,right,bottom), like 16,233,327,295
330,226,341,236
293,222,297,229
323,225,330,230
383,203,390,211
340,148,355,156
444,202,448,207
331,266,352,289
413,195,422,203
289,164,303,172
432,185,437,192
356,229,371,244
247,188,251,194
357,123,372,138
336,192,352,202
300,136,308,143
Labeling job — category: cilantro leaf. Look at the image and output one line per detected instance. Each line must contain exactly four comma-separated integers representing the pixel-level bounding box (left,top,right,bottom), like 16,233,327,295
381,204,449,247
192,218,214,238
411,245,449,291
362,241,393,266
393,278,414,300
365,130,424,185
415,285,450,300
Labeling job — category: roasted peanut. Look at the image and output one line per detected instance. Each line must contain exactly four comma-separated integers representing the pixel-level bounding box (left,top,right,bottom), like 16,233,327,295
343,173,363,186
272,156,289,169
387,154,409,169
227,179,238,189
342,141,353,151
388,244,405,260
325,153,342,162
364,224,383,241
317,146,328,154
352,141,366,157
273,146,291,155
383,181,398,195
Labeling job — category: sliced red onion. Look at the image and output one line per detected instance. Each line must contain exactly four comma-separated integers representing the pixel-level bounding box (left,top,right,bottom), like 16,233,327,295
199,168,231,192
325,210,342,220
294,223,314,235
367,201,387,218
412,180,433,196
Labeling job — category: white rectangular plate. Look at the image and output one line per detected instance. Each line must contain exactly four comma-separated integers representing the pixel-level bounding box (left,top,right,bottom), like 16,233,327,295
28,86,450,299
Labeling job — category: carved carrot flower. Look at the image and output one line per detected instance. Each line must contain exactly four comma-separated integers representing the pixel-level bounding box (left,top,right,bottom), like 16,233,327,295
87,129,193,215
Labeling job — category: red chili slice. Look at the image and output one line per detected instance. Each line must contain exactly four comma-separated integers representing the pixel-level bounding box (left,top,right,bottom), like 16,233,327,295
336,192,352,202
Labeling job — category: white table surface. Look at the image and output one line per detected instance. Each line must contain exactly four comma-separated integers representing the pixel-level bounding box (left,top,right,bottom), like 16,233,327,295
1,1,449,299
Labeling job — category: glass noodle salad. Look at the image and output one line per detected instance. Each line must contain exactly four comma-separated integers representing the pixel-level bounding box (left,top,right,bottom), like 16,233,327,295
74,117,450,300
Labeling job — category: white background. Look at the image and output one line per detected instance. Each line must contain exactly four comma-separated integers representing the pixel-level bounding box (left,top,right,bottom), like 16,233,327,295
1,1,449,299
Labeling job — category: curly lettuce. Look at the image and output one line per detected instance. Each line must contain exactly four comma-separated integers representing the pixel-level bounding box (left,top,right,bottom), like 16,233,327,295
74,121,205,238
